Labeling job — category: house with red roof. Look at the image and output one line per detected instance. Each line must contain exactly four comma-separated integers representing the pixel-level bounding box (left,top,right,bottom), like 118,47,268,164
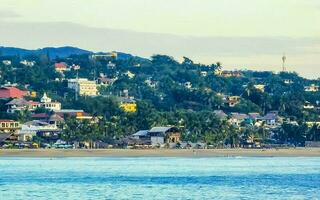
54,62,69,72
0,87,28,99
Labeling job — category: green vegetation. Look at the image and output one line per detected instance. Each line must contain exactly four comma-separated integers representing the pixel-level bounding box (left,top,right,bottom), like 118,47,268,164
1,52,320,147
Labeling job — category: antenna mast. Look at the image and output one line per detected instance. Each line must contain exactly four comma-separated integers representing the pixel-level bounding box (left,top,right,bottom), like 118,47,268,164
282,53,286,71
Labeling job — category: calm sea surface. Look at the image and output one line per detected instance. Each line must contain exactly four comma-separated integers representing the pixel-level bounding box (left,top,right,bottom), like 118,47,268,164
0,157,320,200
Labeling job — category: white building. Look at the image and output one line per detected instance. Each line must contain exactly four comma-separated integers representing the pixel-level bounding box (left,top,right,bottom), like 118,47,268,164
184,82,192,89
2,60,11,66
305,84,319,92
68,78,98,96
20,60,36,67
18,120,60,141
40,93,61,111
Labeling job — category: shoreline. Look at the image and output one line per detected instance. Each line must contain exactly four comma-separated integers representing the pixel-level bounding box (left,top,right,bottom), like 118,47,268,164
1,148,320,157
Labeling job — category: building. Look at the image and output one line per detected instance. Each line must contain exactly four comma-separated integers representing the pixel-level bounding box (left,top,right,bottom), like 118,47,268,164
2,60,11,66
55,109,93,120
225,96,241,107
0,87,28,99
220,70,243,78
0,120,20,133
284,79,293,84
200,71,208,77
90,52,117,60
184,82,192,89
254,84,266,92
229,113,249,127
304,101,315,109
97,77,117,86
262,112,278,126
305,84,319,92
68,78,98,96
213,110,228,120
20,60,35,67
0,119,21,141
18,120,61,141
144,79,157,88
6,98,39,113
132,130,149,140
148,126,181,145
124,71,135,79
40,93,61,111
119,97,137,112
54,62,69,72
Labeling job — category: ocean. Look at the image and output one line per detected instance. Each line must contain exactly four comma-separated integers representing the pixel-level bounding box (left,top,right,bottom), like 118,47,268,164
0,157,319,199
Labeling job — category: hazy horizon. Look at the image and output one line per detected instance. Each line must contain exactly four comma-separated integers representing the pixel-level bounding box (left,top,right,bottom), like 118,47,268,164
0,0,319,78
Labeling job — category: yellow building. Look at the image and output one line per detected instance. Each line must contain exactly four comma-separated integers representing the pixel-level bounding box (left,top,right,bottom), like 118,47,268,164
254,84,266,92
306,121,320,128
0,120,20,133
119,97,137,112
68,78,98,96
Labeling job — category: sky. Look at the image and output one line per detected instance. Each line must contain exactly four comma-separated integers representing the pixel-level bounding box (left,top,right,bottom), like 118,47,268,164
0,0,319,78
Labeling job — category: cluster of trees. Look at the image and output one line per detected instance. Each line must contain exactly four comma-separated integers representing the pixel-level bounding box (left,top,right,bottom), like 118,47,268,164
0,52,320,146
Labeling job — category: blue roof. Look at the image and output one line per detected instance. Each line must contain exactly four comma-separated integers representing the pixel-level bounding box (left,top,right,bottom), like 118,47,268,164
132,130,149,137
149,127,175,133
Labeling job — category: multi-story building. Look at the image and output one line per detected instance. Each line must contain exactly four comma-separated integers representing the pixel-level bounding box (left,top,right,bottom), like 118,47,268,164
68,78,98,96
6,98,39,113
40,93,61,111
0,119,21,133
0,119,21,141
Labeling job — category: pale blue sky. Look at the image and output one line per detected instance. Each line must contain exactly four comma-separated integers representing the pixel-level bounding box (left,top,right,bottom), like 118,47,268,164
0,0,319,78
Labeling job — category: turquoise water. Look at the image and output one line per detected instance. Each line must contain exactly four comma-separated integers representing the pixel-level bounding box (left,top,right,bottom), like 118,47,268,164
0,157,320,199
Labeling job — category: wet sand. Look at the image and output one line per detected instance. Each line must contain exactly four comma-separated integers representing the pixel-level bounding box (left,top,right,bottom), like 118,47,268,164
1,148,320,157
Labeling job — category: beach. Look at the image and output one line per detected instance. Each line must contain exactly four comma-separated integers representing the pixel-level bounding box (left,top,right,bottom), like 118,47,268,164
1,148,320,157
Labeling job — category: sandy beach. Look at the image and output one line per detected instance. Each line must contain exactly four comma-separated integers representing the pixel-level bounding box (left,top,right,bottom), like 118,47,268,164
1,148,320,157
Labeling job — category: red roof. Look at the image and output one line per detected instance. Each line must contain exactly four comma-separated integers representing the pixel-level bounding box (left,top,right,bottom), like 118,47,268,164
32,113,49,119
55,62,67,69
28,101,40,106
0,119,16,122
0,87,28,99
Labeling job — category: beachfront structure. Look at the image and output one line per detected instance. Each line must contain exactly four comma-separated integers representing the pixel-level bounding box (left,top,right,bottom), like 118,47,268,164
40,93,61,111
127,126,181,147
148,126,181,145
18,120,61,141
68,78,98,96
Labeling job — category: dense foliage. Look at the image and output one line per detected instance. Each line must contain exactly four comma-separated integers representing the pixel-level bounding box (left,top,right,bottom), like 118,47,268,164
1,52,320,146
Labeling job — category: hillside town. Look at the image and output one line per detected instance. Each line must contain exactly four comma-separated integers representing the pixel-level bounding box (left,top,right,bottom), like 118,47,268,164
0,48,320,149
